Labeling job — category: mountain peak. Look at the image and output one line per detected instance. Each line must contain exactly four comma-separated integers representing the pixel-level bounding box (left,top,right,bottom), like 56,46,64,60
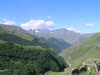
52,28,68,32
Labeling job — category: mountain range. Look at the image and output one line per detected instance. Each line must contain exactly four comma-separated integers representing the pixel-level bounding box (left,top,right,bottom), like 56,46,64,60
28,28,93,53
0,24,100,75
0,24,93,53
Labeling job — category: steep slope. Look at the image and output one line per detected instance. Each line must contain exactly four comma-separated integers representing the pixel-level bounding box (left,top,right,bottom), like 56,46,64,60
40,38,72,53
0,27,48,48
60,33,100,68
28,28,81,44
28,29,80,53
0,24,33,41
29,28,93,44
28,28,93,53
52,28,81,44
0,24,71,53
0,24,92,53
0,27,68,75
0,42,67,75
0,24,29,34
48,33,100,75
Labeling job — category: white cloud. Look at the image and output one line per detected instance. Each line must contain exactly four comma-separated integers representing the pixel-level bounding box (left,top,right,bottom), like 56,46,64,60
87,32,91,33
85,23,94,27
66,26,81,33
3,19,16,25
35,30,39,33
47,16,51,19
21,19,55,30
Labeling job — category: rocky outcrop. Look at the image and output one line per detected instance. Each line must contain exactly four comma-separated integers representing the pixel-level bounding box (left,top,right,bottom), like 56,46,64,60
70,58,100,75
70,66,87,75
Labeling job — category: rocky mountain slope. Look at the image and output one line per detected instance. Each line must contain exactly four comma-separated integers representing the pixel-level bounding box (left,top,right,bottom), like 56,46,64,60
28,28,93,53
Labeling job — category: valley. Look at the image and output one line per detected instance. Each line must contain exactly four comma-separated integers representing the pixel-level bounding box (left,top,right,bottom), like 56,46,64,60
0,24,99,75
0,0,100,75
50,33,100,75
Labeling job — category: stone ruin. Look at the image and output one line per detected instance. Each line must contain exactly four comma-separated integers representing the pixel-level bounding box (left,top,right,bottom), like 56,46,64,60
70,58,100,75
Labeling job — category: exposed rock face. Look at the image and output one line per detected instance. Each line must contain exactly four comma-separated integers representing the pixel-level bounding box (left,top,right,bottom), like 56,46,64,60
70,66,87,75
70,58,100,75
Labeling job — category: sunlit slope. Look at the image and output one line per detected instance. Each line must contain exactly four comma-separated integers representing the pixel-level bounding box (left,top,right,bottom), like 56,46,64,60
0,41,67,75
60,33,100,67
0,27,48,48
0,27,68,75
0,24,34,41
40,38,72,53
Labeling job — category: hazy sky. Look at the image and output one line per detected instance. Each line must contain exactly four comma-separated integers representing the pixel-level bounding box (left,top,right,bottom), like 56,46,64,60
0,0,100,33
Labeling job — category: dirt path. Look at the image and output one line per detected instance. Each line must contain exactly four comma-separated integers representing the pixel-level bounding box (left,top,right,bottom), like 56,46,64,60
44,71,50,75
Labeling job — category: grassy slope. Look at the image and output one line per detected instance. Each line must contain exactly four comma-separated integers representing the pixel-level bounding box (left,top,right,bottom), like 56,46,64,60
50,33,100,75
12,32,34,41
61,33,100,65
0,27,48,48
0,24,34,41
0,27,68,75
0,27,46,50
0,27,9,33
40,38,72,53
29,29,72,53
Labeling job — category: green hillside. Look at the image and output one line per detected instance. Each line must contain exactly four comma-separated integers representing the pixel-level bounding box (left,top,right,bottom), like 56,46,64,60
40,38,72,53
58,33,100,74
0,26,9,33
0,24,72,53
29,29,93,53
0,27,48,48
0,24,34,41
0,42,67,75
60,33,100,64
0,27,68,75
29,29,73,53
49,33,100,75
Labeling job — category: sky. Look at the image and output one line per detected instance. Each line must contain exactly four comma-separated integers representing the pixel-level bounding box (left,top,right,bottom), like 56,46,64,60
0,0,100,33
